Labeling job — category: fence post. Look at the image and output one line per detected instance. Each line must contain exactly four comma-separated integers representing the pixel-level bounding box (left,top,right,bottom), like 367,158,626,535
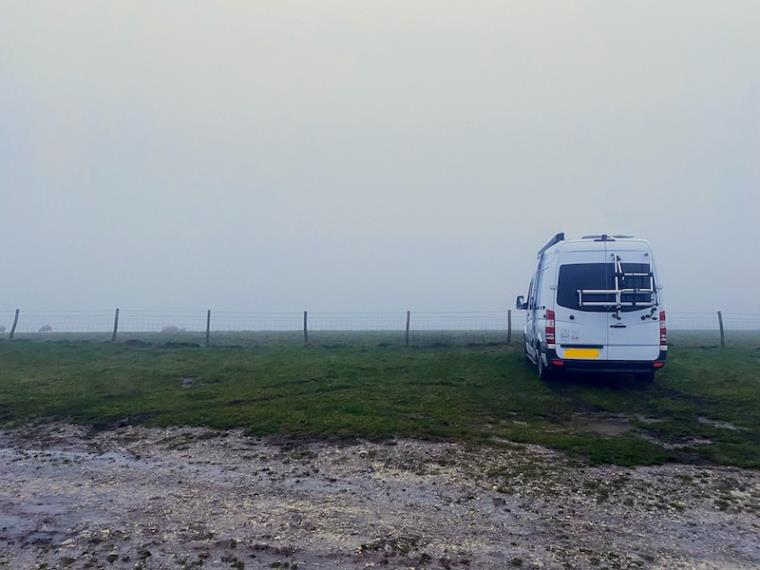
206,309,211,347
9,309,19,340
303,311,308,344
717,310,725,348
405,310,411,346
111,308,120,342
507,309,512,345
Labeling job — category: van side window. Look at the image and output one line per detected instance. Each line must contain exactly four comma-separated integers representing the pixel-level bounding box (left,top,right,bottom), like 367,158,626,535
526,277,534,309
530,276,539,309
533,263,544,309
529,255,545,310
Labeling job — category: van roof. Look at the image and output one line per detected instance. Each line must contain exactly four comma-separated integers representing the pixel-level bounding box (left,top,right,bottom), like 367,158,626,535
538,233,652,257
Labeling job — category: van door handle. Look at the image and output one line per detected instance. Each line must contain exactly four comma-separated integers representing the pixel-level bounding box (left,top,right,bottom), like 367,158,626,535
610,323,627,328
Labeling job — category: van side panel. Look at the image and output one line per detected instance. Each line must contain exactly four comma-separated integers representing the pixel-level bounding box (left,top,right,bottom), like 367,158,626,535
537,250,556,311
532,251,555,350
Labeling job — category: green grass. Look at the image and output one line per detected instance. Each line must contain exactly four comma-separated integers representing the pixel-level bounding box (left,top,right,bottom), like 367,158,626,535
1,332,759,467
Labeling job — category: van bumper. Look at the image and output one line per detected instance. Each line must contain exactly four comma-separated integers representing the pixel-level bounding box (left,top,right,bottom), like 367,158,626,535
546,349,667,373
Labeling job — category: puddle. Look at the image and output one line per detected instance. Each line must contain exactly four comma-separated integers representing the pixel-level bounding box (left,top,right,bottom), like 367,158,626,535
0,514,34,534
0,447,141,468
697,417,743,431
635,415,665,425
662,438,714,450
572,414,631,436
584,421,630,436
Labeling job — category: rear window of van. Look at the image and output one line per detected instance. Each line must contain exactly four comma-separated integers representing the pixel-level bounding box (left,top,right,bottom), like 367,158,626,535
557,263,652,312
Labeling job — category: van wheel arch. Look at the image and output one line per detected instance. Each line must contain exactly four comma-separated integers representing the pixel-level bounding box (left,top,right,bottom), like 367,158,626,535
538,351,559,381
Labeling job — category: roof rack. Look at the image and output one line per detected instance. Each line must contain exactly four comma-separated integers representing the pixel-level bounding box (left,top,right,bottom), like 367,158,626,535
581,234,616,241
580,234,636,241
537,232,565,257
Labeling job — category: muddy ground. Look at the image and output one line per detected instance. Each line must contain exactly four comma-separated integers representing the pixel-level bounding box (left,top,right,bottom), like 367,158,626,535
0,425,758,570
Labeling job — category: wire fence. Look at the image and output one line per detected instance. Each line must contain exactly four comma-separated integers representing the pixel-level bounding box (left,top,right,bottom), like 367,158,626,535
1,308,759,347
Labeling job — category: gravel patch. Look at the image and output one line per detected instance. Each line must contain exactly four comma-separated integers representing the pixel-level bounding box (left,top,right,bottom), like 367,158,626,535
0,424,758,569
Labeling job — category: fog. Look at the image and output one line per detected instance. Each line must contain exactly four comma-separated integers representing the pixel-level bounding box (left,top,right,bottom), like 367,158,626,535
1,1,758,313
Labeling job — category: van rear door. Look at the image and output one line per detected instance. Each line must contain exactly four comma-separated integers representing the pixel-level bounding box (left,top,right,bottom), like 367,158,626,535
554,251,609,361
606,249,660,361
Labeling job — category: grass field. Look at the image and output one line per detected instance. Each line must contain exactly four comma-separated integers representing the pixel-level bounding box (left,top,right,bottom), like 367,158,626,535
1,332,759,467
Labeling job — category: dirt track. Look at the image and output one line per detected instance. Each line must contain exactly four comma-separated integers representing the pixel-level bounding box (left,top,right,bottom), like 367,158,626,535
1,424,758,569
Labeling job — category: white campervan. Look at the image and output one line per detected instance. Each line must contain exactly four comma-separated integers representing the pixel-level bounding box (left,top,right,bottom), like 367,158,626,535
516,233,667,382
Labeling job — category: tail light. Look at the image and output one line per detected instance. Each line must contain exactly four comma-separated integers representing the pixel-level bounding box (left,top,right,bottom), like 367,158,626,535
659,310,667,347
545,309,556,345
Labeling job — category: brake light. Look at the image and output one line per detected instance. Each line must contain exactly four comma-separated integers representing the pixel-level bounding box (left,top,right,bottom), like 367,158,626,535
653,361,665,369
545,309,556,345
659,310,667,347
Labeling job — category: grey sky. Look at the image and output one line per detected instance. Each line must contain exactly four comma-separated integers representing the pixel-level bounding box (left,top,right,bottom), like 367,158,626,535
1,1,758,312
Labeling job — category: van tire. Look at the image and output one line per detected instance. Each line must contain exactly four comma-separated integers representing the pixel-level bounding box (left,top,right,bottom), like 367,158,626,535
635,371,655,383
538,354,558,381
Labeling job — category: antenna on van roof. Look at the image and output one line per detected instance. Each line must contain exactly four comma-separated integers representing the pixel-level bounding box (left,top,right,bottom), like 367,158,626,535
537,232,564,256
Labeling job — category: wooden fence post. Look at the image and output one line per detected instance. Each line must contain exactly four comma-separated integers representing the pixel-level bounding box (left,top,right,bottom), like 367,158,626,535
111,308,120,342
717,310,725,348
9,309,19,340
206,309,211,347
405,310,411,346
303,311,308,344
507,309,512,345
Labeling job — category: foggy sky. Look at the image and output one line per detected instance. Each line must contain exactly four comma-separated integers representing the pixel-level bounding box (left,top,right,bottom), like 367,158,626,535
1,1,759,313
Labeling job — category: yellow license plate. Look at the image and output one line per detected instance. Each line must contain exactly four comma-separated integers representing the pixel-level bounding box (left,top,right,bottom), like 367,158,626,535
563,348,600,359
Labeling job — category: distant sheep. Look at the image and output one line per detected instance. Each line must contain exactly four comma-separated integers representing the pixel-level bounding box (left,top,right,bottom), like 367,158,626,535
39,325,53,334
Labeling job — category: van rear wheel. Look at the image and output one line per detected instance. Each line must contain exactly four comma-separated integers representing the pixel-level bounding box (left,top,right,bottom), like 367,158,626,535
524,342,532,363
538,354,559,381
